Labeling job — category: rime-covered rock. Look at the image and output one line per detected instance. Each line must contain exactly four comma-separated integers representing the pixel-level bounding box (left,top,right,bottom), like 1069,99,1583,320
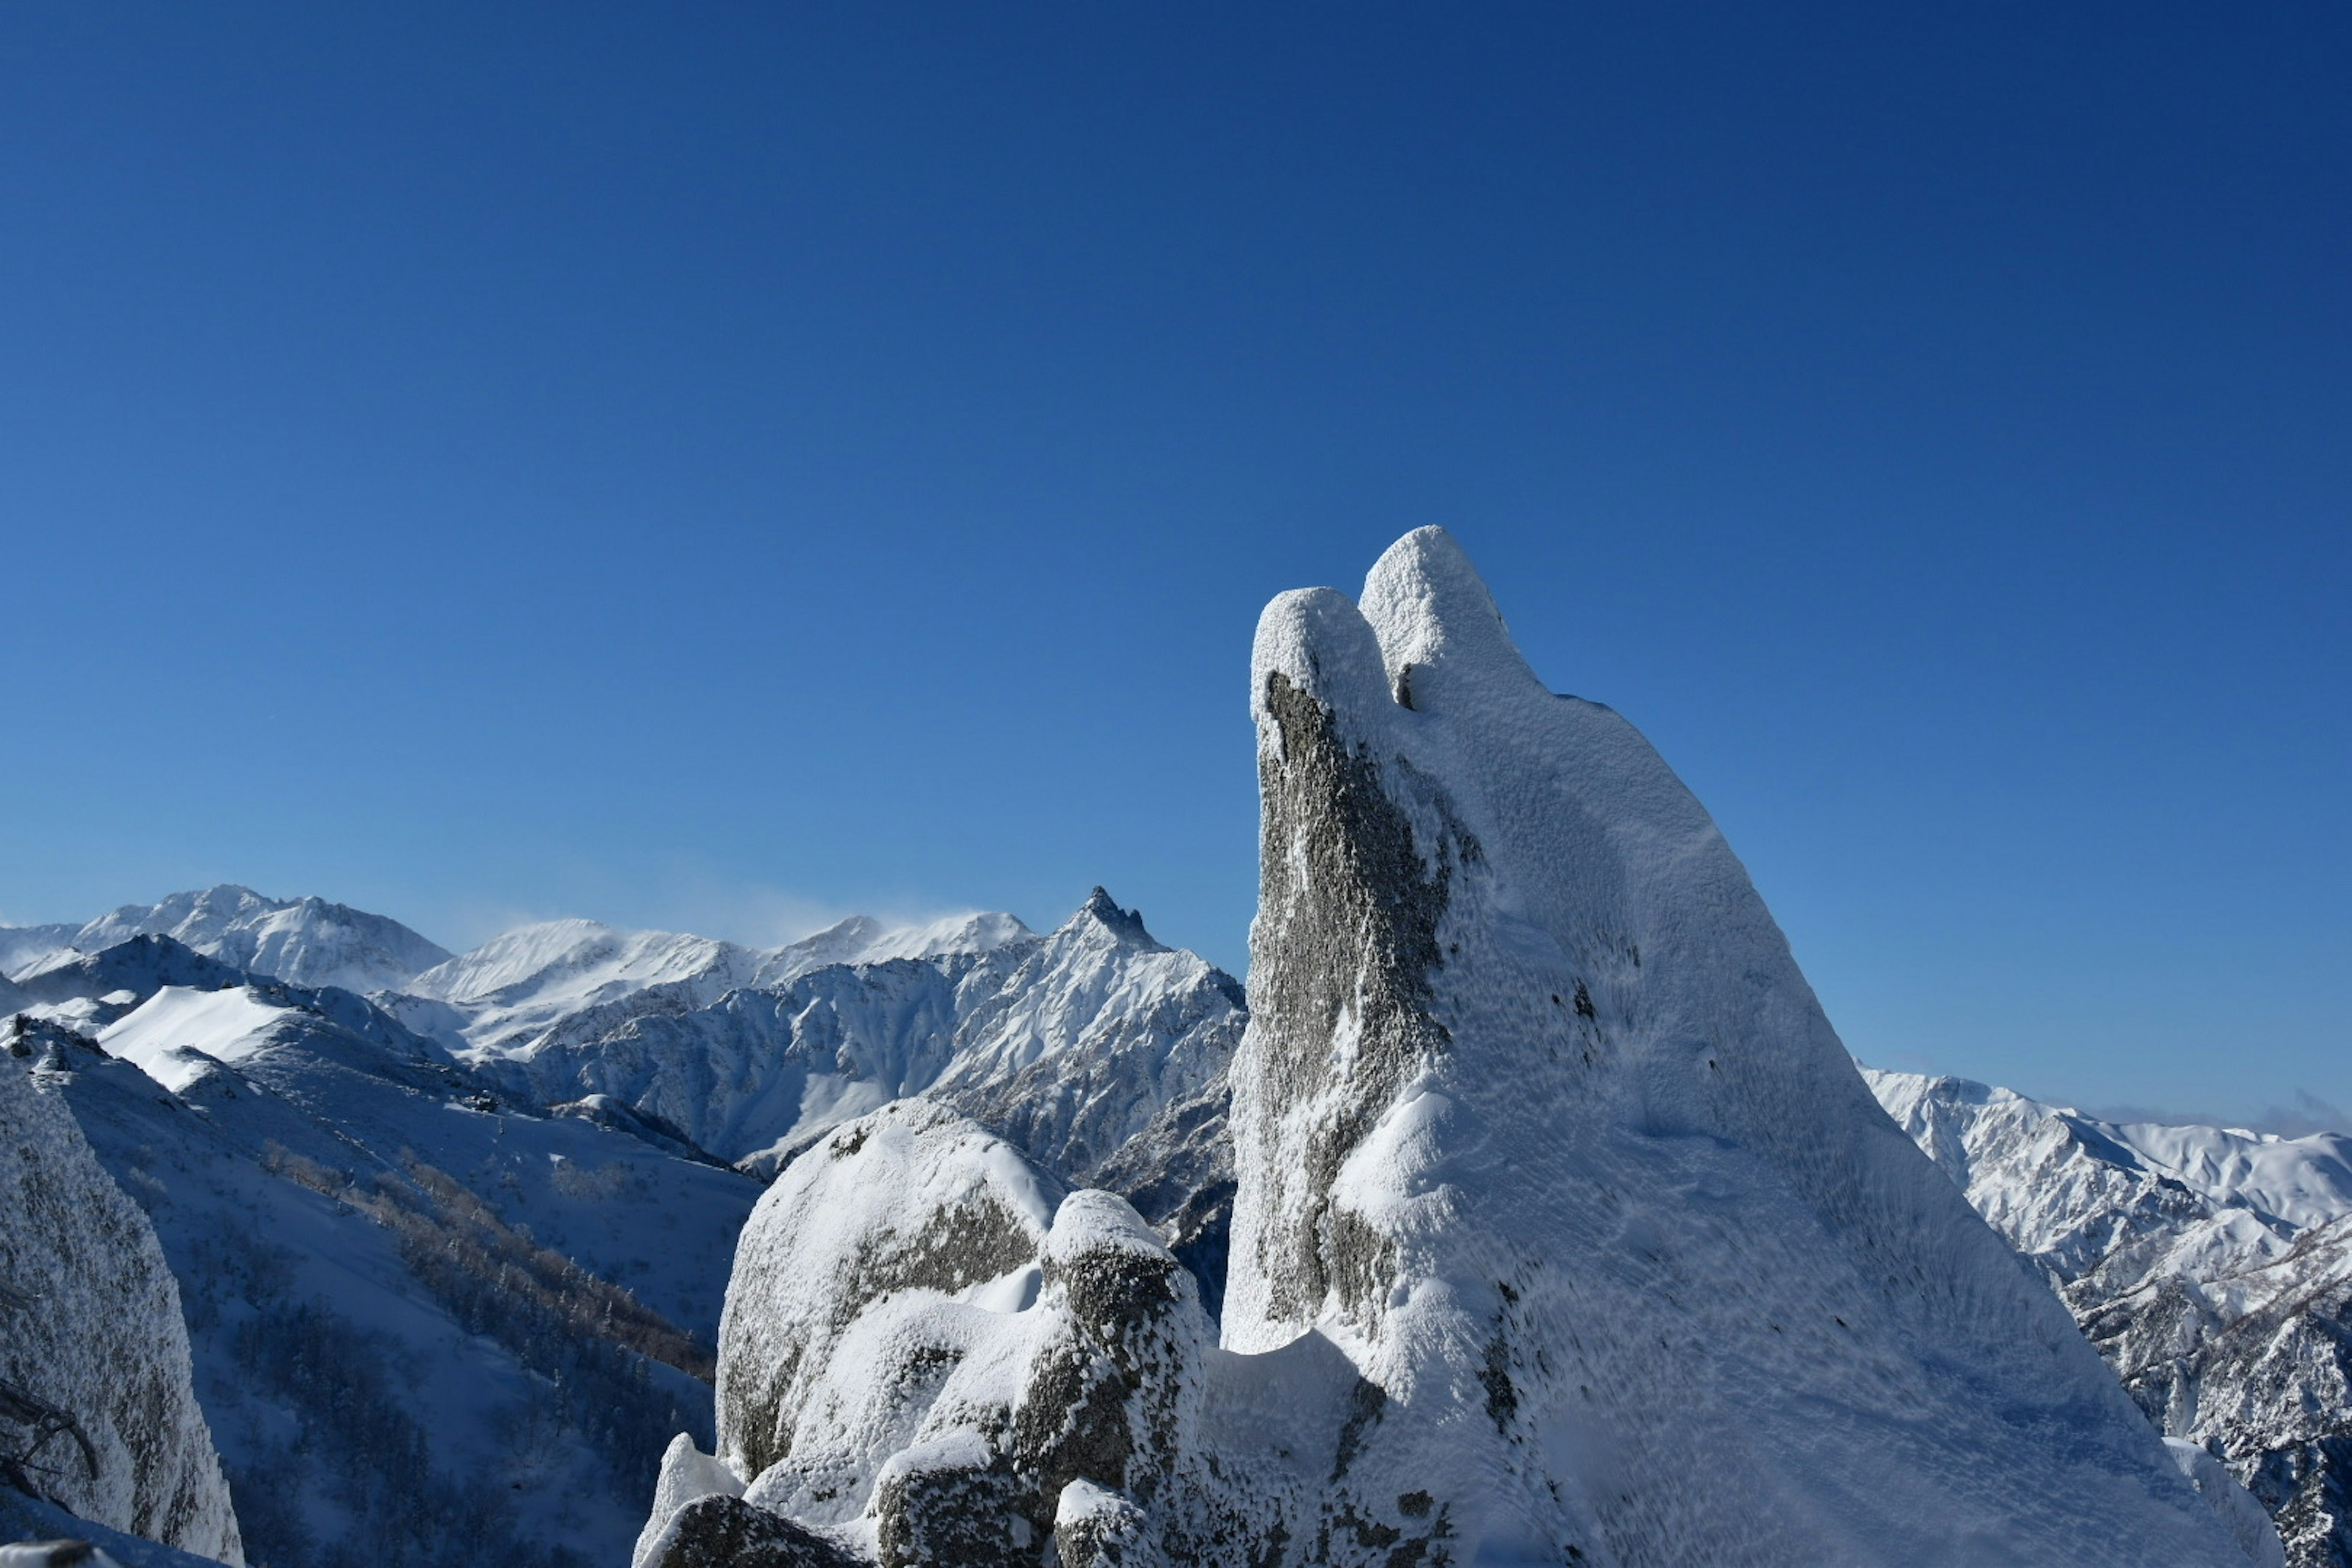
0,1039,242,1563
648,1102,1234,1566
648,530,2269,1567
1213,527,2256,1564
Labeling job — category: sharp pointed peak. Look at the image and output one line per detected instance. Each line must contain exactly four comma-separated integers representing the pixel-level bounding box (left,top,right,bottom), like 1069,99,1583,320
1069,887,1156,947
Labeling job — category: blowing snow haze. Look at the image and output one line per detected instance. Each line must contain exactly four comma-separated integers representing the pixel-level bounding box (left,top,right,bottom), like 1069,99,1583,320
8,531,2338,1568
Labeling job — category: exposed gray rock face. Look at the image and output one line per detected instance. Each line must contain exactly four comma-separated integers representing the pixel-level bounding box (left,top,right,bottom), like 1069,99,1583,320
1,1035,243,1563
1869,1067,2352,1567
638,1494,864,1568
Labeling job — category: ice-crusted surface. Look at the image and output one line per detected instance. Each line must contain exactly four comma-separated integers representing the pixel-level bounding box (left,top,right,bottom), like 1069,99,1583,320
1869,1067,2352,1567
641,529,2265,1567
0,1487,237,1567
0,1039,242,1562
10,886,450,995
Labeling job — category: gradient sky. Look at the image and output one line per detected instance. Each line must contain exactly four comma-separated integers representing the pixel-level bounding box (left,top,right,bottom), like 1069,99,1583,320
2,4,2345,1126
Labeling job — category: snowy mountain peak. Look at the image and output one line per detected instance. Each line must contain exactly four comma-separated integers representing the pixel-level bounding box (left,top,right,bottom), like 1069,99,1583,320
31,884,453,995
1069,886,1158,949
407,919,745,1007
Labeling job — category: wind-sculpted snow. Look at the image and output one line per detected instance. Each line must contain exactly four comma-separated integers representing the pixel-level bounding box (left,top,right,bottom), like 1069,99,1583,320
1,1030,242,1563
639,530,2265,1567
1869,1068,2352,1566
9,886,450,995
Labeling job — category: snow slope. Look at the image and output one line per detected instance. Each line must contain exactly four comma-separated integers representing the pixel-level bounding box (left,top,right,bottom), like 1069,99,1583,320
15,940,760,1568
1,1033,242,1562
96,988,296,1093
1869,1067,2352,1566
18,887,451,995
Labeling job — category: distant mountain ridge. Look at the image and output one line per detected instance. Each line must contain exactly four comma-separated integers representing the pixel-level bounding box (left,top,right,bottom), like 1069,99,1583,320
4,885,452,996
1868,1068,2352,1567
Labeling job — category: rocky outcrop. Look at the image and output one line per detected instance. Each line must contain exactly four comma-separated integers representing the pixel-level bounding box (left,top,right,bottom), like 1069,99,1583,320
639,530,2268,1566
1,1030,242,1563
639,1102,1264,1568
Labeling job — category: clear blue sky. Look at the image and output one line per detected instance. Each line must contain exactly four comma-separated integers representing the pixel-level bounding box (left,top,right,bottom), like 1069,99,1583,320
2,4,2344,1126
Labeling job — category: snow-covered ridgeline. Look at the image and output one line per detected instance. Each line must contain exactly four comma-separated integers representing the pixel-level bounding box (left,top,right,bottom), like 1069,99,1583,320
466,889,1245,1200
7,886,450,997
1868,1068,2352,1566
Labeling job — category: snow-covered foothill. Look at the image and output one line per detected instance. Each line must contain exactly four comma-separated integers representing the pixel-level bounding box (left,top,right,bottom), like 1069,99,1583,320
0,1033,243,1564
16,942,760,1568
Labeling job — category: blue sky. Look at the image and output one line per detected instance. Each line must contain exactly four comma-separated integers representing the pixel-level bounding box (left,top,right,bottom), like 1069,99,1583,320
2,4,2345,1125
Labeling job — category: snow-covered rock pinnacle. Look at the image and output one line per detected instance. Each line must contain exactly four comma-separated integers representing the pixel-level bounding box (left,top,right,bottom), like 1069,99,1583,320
636,529,2269,1567
1218,526,2253,1562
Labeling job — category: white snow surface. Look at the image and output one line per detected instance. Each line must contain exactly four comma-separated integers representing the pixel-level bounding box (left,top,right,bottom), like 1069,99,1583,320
1221,529,2256,1564
96,987,295,1093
